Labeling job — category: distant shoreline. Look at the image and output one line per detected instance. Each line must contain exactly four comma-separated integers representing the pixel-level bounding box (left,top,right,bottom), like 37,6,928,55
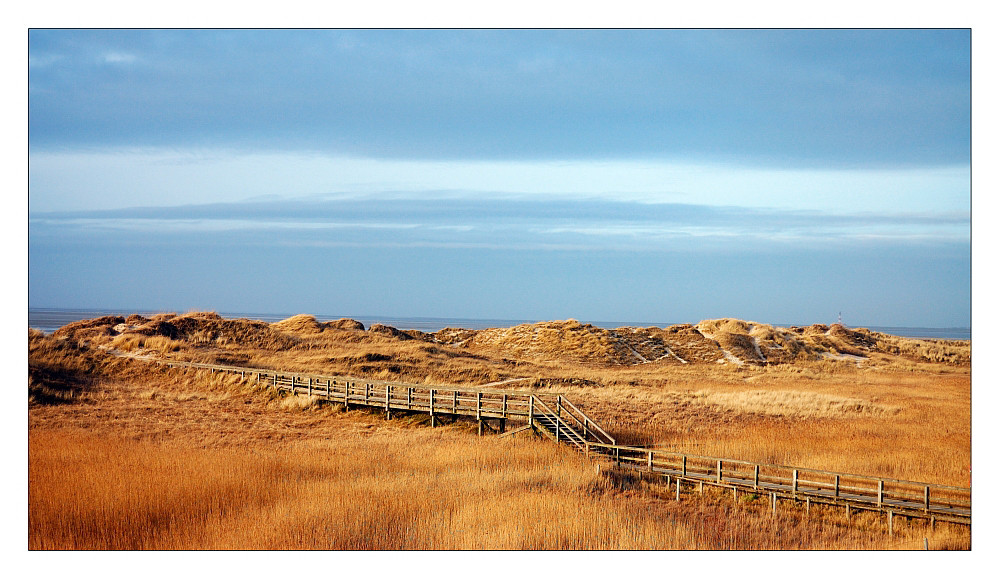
27,307,972,341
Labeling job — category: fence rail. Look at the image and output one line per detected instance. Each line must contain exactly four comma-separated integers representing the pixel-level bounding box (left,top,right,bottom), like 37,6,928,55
160,358,970,526
586,443,971,524
162,360,615,444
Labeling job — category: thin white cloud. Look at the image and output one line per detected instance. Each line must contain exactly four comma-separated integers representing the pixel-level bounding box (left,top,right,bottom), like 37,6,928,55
28,148,971,215
101,52,138,65
29,195,970,253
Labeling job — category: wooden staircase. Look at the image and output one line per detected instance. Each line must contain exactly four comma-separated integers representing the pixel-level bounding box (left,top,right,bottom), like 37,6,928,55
532,413,588,449
528,395,614,449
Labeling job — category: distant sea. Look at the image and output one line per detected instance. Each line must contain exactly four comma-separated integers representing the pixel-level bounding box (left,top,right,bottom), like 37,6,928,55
27,308,971,341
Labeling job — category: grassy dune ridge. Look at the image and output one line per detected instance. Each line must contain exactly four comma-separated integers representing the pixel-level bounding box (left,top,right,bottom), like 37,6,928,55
28,313,971,549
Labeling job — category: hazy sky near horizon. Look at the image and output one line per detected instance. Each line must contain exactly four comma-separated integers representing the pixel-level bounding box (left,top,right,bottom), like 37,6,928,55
28,29,971,327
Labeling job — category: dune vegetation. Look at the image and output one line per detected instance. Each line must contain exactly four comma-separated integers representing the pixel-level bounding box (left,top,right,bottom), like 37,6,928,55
28,312,971,550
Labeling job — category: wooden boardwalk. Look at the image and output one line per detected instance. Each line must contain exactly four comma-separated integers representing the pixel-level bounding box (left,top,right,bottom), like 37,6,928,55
162,359,971,528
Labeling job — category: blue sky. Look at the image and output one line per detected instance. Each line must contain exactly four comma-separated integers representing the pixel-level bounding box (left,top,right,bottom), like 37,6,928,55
27,28,971,328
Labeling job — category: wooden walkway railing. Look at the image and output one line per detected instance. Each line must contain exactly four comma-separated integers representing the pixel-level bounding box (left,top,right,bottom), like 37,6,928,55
586,443,971,526
162,360,615,443
160,359,970,527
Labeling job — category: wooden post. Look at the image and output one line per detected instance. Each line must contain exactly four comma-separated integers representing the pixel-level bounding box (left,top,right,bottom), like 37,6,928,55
365,383,370,405
528,396,534,428
407,387,412,410
585,442,590,458
502,394,508,418
924,486,930,513
453,390,458,413
326,379,331,398
888,511,894,536
846,504,851,519
344,382,350,410
733,487,737,503
754,464,760,490
308,377,312,397
878,480,884,508
682,456,687,478
430,389,435,423
717,460,722,483
771,493,777,517
477,392,482,420
647,450,653,472
806,497,811,515
385,385,391,419
834,475,840,498
273,374,277,388
793,469,798,496
699,481,704,494
676,480,681,502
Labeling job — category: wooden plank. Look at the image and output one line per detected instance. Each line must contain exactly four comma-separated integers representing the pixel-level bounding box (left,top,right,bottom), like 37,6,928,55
499,424,533,439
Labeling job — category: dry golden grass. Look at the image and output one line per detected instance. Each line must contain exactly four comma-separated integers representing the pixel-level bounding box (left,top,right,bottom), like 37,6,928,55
110,333,184,355
29,423,969,550
690,389,898,419
28,314,972,550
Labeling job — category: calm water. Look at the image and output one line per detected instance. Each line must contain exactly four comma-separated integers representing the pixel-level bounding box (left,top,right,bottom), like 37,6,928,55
27,307,971,341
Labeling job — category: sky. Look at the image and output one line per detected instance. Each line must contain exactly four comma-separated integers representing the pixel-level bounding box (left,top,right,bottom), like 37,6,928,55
27,28,972,328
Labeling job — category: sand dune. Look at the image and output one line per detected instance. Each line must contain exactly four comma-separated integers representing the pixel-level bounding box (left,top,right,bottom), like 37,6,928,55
53,312,968,368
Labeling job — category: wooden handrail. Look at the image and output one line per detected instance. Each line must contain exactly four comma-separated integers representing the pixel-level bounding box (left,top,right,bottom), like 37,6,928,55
584,442,970,520
556,395,615,445
585,443,970,494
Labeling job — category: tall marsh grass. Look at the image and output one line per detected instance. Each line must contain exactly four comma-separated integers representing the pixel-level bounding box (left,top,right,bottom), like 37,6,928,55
30,427,967,550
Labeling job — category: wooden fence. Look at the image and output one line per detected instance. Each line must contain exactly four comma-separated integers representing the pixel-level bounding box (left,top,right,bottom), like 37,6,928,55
161,359,971,527
586,443,971,526
162,360,615,443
